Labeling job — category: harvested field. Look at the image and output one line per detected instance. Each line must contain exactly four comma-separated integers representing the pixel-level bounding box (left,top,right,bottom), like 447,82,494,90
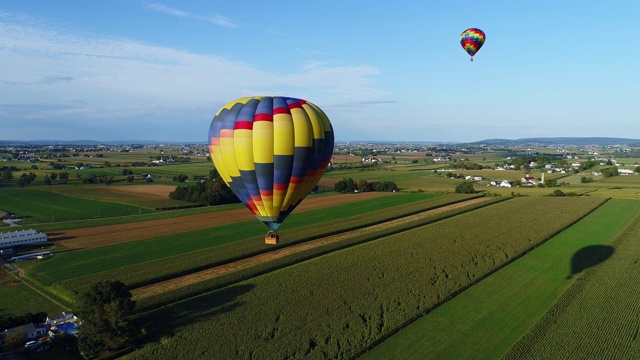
131,197,491,300
94,184,176,198
50,192,393,250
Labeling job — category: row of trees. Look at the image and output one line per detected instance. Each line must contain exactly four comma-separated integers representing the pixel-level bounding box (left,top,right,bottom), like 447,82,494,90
169,170,239,205
333,178,399,193
0,312,47,333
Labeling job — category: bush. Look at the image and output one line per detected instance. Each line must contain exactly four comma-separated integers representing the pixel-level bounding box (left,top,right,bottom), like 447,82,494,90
455,181,476,194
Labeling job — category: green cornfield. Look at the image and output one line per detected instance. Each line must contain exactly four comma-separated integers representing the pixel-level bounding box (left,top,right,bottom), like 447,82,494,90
502,201,640,360
125,196,606,360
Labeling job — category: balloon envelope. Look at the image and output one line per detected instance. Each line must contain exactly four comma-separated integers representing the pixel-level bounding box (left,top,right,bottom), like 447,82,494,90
460,28,486,60
208,96,334,231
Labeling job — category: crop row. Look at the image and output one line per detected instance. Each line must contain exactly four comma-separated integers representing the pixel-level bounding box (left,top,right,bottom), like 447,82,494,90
502,205,640,359
133,195,505,312
127,196,607,360
27,194,460,296
362,198,640,359
54,194,481,302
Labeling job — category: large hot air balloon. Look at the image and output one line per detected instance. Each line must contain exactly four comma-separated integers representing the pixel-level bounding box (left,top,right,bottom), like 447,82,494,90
208,96,334,244
460,28,486,62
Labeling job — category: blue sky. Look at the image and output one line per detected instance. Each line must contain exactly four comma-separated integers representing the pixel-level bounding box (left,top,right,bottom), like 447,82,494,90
1,1,639,143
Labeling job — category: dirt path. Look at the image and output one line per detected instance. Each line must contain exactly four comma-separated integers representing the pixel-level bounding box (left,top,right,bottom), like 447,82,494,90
131,197,490,300
50,192,392,250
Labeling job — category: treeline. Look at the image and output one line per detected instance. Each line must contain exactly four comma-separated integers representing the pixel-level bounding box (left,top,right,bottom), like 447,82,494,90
168,170,239,206
0,312,47,331
333,178,398,193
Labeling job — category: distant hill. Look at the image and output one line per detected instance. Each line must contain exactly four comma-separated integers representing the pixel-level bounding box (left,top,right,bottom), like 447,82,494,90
0,139,206,146
2,137,640,147
471,137,640,146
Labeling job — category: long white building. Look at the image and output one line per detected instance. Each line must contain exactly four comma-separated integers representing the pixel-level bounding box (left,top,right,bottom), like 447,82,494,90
0,229,48,249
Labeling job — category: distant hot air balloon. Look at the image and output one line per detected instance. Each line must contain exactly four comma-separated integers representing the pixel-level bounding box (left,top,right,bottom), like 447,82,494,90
460,28,486,62
208,96,334,244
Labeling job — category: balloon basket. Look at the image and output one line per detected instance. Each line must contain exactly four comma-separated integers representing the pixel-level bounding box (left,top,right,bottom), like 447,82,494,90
265,231,279,245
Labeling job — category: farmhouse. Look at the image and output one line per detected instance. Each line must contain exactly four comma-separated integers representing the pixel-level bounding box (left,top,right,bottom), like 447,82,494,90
1,323,48,343
0,229,48,249
46,312,75,325
521,176,538,186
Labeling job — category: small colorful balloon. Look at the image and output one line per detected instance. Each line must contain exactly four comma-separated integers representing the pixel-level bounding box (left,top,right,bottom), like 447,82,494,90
460,28,485,62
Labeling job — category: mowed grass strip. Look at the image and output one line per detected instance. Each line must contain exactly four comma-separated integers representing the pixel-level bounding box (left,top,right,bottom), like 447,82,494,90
26,193,446,288
501,200,640,360
362,198,640,360
0,188,153,224
125,197,605,360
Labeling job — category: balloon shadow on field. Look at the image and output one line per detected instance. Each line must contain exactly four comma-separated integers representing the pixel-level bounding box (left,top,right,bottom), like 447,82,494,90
567,245,614,279
135,283,255,341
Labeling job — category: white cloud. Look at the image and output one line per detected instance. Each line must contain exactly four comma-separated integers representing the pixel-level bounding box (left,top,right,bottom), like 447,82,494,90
146,3,238,28
0,12,386,140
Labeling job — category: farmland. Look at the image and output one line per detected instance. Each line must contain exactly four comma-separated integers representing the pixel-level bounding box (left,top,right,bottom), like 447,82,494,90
363,198,640,359
4,143,640,359
123,197,606,359
502,200,640,359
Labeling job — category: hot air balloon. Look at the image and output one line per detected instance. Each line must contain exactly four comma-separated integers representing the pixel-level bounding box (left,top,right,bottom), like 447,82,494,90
208,96,334,244
460,28,485,62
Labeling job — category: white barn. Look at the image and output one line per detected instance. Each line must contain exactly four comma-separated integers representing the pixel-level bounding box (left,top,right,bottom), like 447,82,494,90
0,229,48,249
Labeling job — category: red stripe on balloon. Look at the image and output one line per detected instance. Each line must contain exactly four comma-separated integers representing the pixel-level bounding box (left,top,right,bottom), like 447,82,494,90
274,183,288,191
254,113,273,122
288,102,302,109
274,107,290,115
235,121,253,130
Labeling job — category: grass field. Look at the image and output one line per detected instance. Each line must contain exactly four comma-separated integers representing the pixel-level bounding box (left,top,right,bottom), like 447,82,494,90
362,198,640,360
0,268,67,318
0,188,154,224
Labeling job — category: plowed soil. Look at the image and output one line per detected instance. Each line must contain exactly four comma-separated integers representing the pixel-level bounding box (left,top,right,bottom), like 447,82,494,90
94,184,177,198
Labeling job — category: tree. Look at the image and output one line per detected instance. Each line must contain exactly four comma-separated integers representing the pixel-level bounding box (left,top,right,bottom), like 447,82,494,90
77,280,136,358
601,166,619,178
455,181,476,194
126,175,134,183
551,189,565,196
334,178,357,193
356,179,369,192
1,168,12,181
173,174,189,182
371,181,399,192
44,174,52,186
